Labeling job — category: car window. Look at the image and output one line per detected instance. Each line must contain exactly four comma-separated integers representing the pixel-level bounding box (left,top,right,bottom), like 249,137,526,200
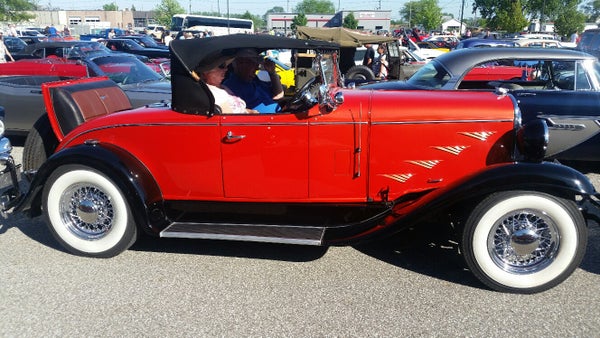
407,61,451,88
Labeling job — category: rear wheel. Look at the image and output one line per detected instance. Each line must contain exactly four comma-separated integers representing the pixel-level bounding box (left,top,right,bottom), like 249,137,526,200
43,165,137,257
23,114,58,171
462,191,587,293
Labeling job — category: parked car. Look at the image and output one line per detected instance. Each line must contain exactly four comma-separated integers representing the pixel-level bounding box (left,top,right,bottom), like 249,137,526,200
296,26,420,82
424,35,460,49
455,38,518,49
114,34,169,49
9,41,169,77
360,47,600,162
2,36,27,54
0,34,598,294
0,53,170,137
102,38,170,59
79,27,126,41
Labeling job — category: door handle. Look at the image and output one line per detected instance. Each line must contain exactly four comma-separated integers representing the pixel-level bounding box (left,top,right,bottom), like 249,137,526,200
225,131,246,141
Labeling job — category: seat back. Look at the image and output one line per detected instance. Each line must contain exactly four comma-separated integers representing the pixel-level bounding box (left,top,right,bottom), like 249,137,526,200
46,78,132,138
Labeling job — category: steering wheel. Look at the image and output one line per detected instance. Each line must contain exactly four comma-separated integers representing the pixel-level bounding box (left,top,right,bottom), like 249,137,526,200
281,77,318,112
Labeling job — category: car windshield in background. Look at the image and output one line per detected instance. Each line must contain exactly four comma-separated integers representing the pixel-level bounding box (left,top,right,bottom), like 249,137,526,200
406,61,451,88
67,42,112,58
92,55,164,84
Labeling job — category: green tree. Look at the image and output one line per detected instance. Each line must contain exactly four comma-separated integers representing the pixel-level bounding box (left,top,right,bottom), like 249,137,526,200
554,0,586,37
264,6,285,21
239,11,262,32
490,0,529,32
103,2,118,11
131,4,137,11
294,0,335,14
400,0,442,31
342,12,358,29
291,13,308,31
0,0,36,22
153,0,186,27
582,0,600,21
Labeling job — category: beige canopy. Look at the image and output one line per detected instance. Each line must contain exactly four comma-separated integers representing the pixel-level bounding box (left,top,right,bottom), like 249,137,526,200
296,26,397,47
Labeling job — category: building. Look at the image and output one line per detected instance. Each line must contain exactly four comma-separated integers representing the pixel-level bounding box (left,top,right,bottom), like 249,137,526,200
267,13,334,35
267,10,391,35
3,10,156,36
440,18,466,35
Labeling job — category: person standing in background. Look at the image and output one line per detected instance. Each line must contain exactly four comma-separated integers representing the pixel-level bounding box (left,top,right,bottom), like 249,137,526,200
0,32,15,63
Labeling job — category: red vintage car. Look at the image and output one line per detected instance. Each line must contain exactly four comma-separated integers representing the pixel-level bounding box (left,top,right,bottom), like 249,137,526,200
0,34,598,294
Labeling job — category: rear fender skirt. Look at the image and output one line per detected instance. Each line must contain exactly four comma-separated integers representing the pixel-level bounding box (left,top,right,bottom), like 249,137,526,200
394,161,596,225
16,143,167,233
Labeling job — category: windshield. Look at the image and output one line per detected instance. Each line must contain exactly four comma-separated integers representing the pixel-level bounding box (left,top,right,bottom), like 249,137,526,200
67,42,113,59
92,55,164,84
406,60,451,88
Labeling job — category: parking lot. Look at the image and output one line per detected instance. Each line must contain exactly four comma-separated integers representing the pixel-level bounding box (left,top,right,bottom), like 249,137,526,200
1,146,599,336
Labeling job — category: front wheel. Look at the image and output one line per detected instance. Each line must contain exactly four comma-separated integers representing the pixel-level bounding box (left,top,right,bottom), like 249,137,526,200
43,165,137,257
462,191,587,293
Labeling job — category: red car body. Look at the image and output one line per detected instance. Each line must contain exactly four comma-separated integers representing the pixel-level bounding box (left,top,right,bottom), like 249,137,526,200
1,35,598,294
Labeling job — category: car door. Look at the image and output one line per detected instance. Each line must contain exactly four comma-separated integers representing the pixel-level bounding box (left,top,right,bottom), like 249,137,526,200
514,60,600,160
220,113,309,200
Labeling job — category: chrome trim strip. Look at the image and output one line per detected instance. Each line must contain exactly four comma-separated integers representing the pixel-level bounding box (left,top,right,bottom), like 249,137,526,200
371,119,513,125
159,231,322,246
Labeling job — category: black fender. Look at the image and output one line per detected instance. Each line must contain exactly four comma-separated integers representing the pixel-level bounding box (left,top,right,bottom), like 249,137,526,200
394,161,597,225
340,161,598,244
17,142,169,234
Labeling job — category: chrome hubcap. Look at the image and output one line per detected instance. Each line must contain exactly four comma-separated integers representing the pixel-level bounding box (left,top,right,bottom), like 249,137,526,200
488,210,559,274
59,183,114,240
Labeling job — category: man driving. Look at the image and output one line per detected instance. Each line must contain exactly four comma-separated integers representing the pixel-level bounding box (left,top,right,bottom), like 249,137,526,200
223,48,284,113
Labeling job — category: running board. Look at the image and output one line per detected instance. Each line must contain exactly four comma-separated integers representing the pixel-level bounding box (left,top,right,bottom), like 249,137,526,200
160,222,325,245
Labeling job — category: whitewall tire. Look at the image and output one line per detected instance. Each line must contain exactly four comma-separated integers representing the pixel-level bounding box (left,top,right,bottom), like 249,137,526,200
43,165,137,257
462,191,587,293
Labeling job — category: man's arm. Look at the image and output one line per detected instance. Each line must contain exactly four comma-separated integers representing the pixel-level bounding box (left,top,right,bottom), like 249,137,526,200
263,59,284,100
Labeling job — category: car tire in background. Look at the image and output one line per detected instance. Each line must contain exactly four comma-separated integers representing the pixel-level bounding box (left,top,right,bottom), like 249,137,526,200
345,65,375,81
22,114,58,172
461,190,587,294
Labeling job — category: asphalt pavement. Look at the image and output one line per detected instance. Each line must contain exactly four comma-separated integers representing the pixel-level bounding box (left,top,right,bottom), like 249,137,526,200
1,146,599,337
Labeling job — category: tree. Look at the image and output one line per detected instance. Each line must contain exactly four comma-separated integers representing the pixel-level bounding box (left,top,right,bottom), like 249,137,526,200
153,0,186,27
239,11,262,32
582,0,600,22
291,13,308,31
490,0,529,32
554,0,586,37
294,0,335,14
0,0,36,22
264,6,285,21
400,0,442,31
103,2,118,11
343,12,358,29
131,4,137,11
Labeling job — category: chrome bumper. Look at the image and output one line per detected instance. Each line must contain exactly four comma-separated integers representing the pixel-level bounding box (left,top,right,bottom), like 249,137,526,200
0,137,22,217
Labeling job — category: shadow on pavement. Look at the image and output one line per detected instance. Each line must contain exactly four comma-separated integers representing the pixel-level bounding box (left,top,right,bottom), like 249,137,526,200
131,234,329,262
354,223,486,290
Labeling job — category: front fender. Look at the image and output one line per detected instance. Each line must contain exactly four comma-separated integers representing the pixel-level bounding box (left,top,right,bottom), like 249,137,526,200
383,161,597,233
17,142,168,234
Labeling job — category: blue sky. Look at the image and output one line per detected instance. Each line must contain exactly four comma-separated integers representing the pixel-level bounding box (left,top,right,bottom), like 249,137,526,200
45,0,470,19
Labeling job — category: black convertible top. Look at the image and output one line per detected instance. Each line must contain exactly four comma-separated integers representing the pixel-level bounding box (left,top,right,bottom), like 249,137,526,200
169,34,339,115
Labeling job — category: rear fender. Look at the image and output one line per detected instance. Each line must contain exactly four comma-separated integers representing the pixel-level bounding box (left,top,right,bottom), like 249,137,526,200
17,142,167,234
